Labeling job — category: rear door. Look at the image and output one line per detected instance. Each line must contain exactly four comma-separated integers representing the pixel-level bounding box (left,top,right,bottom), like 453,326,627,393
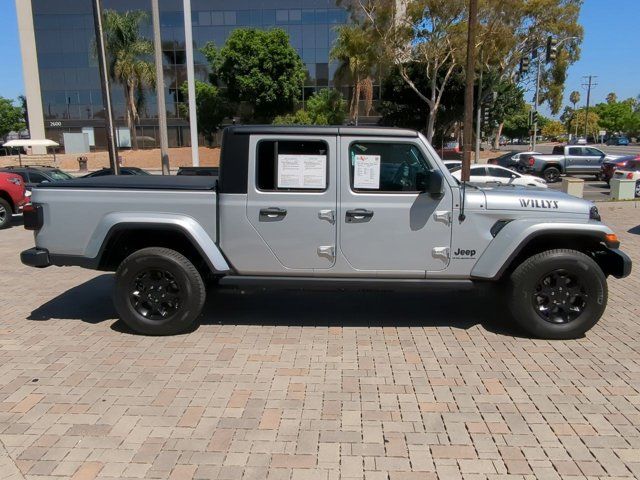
246,135,337,271
339,137,453,275
565,147,584,173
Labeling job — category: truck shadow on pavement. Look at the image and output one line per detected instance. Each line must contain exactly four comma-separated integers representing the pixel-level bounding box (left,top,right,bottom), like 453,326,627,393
27,274,524,338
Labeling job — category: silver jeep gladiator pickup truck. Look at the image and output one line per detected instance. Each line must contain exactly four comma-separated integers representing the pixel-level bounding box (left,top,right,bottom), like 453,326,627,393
21,126,631,339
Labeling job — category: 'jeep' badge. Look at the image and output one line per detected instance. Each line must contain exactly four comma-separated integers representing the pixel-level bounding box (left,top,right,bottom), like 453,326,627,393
519,198,559,209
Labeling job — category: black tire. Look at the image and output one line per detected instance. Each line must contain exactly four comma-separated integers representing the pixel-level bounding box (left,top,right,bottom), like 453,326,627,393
542,166,561,183
507,249,607,340
635,180,640,198
0,198,12,229
113,247,206,335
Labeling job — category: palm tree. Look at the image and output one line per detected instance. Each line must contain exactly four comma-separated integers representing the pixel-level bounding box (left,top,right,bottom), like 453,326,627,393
606,92,617,104
102,10,155,150
569,90,580,136
330,25,376,125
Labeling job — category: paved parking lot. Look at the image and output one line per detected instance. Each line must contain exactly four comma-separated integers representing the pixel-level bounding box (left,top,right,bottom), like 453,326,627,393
1,202,639,480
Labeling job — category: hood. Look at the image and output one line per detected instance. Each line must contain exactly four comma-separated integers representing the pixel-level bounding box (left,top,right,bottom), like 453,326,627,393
481,185,591,215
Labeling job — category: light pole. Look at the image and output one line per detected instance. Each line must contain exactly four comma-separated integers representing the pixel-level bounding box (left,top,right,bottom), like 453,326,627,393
183,0,199,166
461,0,478,183
151,0,170,175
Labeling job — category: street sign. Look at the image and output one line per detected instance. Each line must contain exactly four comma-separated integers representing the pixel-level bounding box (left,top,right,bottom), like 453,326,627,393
599,130,606,137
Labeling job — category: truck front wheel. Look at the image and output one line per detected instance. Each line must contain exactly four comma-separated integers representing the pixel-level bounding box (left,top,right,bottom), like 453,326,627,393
507,249,607,339
542,166,561,183
0,198,12,229
114,247,206,335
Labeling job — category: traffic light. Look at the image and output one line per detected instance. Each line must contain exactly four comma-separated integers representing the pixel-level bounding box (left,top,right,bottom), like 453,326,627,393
519,56,530,74
483,107,491,123
532,111,539,125
546,36,558,62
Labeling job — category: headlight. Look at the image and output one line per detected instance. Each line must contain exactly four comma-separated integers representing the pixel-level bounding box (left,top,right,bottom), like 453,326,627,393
590,205,601,221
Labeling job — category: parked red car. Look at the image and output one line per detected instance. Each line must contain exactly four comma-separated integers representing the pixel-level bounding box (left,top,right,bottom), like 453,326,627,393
0,172,29,229
601,155,640,185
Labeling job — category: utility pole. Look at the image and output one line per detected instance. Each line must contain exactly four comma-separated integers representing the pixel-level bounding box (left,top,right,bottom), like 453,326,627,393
532,50,542,151
582,75,597,140
151,0,170,175
91,0,119,174
461,0,478,182
183,0,199,166
474,48,483,164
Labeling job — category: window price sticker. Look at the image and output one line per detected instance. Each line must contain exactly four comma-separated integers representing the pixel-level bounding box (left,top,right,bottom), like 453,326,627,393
353,154,381,189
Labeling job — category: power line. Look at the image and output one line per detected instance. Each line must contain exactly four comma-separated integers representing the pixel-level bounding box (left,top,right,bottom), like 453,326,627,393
582,75,598,140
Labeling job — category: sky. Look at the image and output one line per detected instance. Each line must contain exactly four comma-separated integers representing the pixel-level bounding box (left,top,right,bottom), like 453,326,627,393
0,0,638,116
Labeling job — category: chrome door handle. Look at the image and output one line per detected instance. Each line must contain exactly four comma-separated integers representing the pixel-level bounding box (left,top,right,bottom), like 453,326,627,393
259,207,287,220
345,209,374,223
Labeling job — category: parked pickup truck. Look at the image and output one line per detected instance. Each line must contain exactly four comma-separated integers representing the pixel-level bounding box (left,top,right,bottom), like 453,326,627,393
21,126,631,339
518,145,622,183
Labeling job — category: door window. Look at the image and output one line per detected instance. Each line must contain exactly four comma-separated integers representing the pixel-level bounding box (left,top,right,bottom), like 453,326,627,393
28,172,49,184
470,167,488,176
257,140,328,192
585,148,603,156
487,167,515,178
568,147,583,156
349,142,430,192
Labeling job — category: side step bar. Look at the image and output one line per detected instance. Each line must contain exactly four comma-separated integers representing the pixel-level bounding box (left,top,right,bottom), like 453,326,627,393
218,276,475,291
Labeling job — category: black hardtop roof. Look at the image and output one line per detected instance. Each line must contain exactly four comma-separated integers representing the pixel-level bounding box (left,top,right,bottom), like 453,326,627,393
224,125,419,138
36,174,217,191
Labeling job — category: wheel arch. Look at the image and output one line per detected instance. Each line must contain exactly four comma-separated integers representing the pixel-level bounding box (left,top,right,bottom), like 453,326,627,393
471,222,621,281
92,217,230,275
0,191,16,212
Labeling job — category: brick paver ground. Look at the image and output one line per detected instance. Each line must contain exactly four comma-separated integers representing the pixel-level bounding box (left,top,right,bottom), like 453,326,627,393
0,202,639,480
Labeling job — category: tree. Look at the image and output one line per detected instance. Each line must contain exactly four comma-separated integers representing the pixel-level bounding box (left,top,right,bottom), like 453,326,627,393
569,109,600,138
569,91,580,110
330,25,377,124
179,81,230,146
606,92,617,105
102,10,155,150
273,89,347,126
215,28,306,123
541,120,566,140
306,89,347,125
0,97,25,141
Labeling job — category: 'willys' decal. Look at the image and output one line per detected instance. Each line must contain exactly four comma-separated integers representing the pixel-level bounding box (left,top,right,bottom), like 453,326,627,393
519,198,559,209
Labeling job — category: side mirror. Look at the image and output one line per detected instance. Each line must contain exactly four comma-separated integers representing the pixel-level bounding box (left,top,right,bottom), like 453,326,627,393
418,170,444,198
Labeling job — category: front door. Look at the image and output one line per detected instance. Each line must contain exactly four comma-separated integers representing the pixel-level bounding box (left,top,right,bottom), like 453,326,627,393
246,135,337,271
583,147,605,174
339,137,453,276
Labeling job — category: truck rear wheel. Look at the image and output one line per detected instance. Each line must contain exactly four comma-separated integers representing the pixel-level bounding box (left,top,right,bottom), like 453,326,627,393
114,247,206,335
542,166,561,183
507,249,607,339
0,198,12,229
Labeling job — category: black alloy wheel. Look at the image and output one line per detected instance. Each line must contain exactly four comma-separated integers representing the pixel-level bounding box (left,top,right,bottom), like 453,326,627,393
532,269,587,324
130,268,183,321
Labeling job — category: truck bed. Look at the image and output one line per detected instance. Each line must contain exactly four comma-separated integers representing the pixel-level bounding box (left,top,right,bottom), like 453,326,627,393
36,175,217,191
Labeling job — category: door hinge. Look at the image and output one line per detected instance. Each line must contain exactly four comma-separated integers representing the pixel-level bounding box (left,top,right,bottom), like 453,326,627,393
432,247,450,260
318,209,335,223
433,210,452,225
317,245,335,259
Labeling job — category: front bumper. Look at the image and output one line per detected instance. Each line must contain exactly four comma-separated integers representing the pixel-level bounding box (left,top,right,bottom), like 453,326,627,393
21,247,51,268
600,248,632,279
